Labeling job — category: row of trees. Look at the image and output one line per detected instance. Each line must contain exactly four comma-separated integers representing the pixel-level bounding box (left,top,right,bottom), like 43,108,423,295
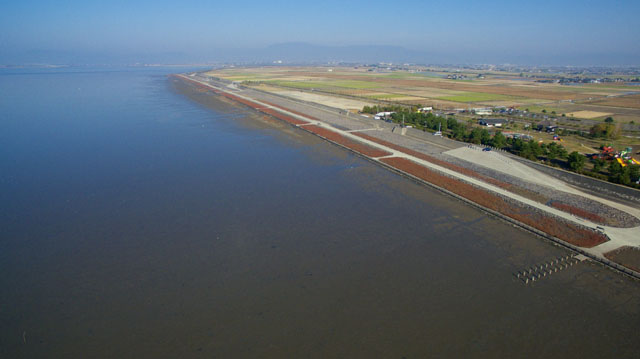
365,107,639,187
361,105,406,114
608,161,640,186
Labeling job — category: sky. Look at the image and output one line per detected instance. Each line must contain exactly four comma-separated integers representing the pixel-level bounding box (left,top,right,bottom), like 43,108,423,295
1,0,639,65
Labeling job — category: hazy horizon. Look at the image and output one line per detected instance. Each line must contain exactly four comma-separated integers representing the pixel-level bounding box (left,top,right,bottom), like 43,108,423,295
1,0,639,66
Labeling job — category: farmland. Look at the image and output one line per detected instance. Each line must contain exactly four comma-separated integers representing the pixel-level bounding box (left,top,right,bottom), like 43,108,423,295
204,66,640,141
438,92,520,103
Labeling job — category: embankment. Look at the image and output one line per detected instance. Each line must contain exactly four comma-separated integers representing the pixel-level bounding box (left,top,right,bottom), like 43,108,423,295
172,74,609,250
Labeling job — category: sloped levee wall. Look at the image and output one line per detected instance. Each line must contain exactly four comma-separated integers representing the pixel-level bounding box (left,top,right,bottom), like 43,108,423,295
510,155,640,204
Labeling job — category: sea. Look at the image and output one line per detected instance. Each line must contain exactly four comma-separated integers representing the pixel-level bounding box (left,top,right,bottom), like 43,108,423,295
1,66,639,358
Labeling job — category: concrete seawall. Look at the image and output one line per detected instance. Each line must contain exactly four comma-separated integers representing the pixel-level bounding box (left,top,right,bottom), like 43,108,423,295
513,157,640,204
172,74,640,281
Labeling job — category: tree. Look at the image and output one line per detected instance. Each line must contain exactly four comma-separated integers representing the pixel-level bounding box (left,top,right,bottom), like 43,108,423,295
546,142,568,160
468,128,484,144
567,151,586,173
590,123,620,139
480,129,491,145
620,167,632,185
604,117,614,123
526,141,543,160
608,160,622,178
592,158,606,172
557,145,568,160
629,165,640,183
491,131,506,148
511,138,525,154
450,122,466,139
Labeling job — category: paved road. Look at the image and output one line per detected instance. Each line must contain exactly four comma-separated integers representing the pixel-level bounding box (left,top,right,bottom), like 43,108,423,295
195,74,462,154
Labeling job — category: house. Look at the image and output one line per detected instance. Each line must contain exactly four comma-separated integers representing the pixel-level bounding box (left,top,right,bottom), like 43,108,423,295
473,108,493,116
478,119,507,127
374,111,394,120
418,107,433,113
536,119,558,132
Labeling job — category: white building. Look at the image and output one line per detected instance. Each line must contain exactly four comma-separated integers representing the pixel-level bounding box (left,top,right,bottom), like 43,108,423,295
374,111,394,120
473,108,493,116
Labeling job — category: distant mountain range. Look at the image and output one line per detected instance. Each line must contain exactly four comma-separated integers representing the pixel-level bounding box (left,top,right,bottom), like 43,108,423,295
1,42,637,67
0,43,432,66
230,43,431,63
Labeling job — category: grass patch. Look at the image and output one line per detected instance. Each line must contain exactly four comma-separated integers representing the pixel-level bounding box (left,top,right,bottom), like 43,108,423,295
226,76,273,81
330,80,383,89
366,93,409,99
265,80,333,89
264,79,383,90
378,72,421,79
438,92,518,103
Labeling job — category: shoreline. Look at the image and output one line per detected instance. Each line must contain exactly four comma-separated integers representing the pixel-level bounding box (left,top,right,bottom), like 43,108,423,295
171,73,640,280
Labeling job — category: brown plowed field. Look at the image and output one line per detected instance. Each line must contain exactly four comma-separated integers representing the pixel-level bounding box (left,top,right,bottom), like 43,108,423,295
296,72,595,101
590,94,640,109
303,125,392,157
380,157,608,248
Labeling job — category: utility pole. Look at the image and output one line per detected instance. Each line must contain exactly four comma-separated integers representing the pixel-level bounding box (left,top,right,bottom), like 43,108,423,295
402,114,405,127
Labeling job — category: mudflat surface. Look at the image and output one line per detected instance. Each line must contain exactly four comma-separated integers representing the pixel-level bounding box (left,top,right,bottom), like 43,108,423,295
2,69,639,359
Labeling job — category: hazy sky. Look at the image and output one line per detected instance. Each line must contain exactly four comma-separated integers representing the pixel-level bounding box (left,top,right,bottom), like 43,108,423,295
1,0,638,65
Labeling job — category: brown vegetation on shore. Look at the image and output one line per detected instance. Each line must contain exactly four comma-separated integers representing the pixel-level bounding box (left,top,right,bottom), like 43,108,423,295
353,132,616,222
380,157,608,248
604,246,640,272
549,201,606,224
303,125,392,157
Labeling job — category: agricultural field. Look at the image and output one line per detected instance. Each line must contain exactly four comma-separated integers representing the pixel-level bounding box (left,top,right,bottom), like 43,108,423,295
205,65,640,131
565,110,613,119
589,94,640,109
438,92,520,103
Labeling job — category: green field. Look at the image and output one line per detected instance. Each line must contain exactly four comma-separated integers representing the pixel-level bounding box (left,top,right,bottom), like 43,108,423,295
365,93,409,99
377,72,426,79
438,92,519,103
519,105,566,114
331,80,383,89
265,79,382,90
227,76,273,81
265,80,333,89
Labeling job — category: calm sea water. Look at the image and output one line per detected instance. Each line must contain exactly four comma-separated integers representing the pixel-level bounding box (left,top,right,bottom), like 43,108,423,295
1,67,639,358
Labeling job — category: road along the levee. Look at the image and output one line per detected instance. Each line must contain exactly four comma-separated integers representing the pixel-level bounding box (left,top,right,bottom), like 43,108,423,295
174,74,640,279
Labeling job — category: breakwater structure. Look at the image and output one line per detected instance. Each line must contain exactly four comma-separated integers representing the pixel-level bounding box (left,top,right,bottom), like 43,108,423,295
172,73,640,281
514,255,585,285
